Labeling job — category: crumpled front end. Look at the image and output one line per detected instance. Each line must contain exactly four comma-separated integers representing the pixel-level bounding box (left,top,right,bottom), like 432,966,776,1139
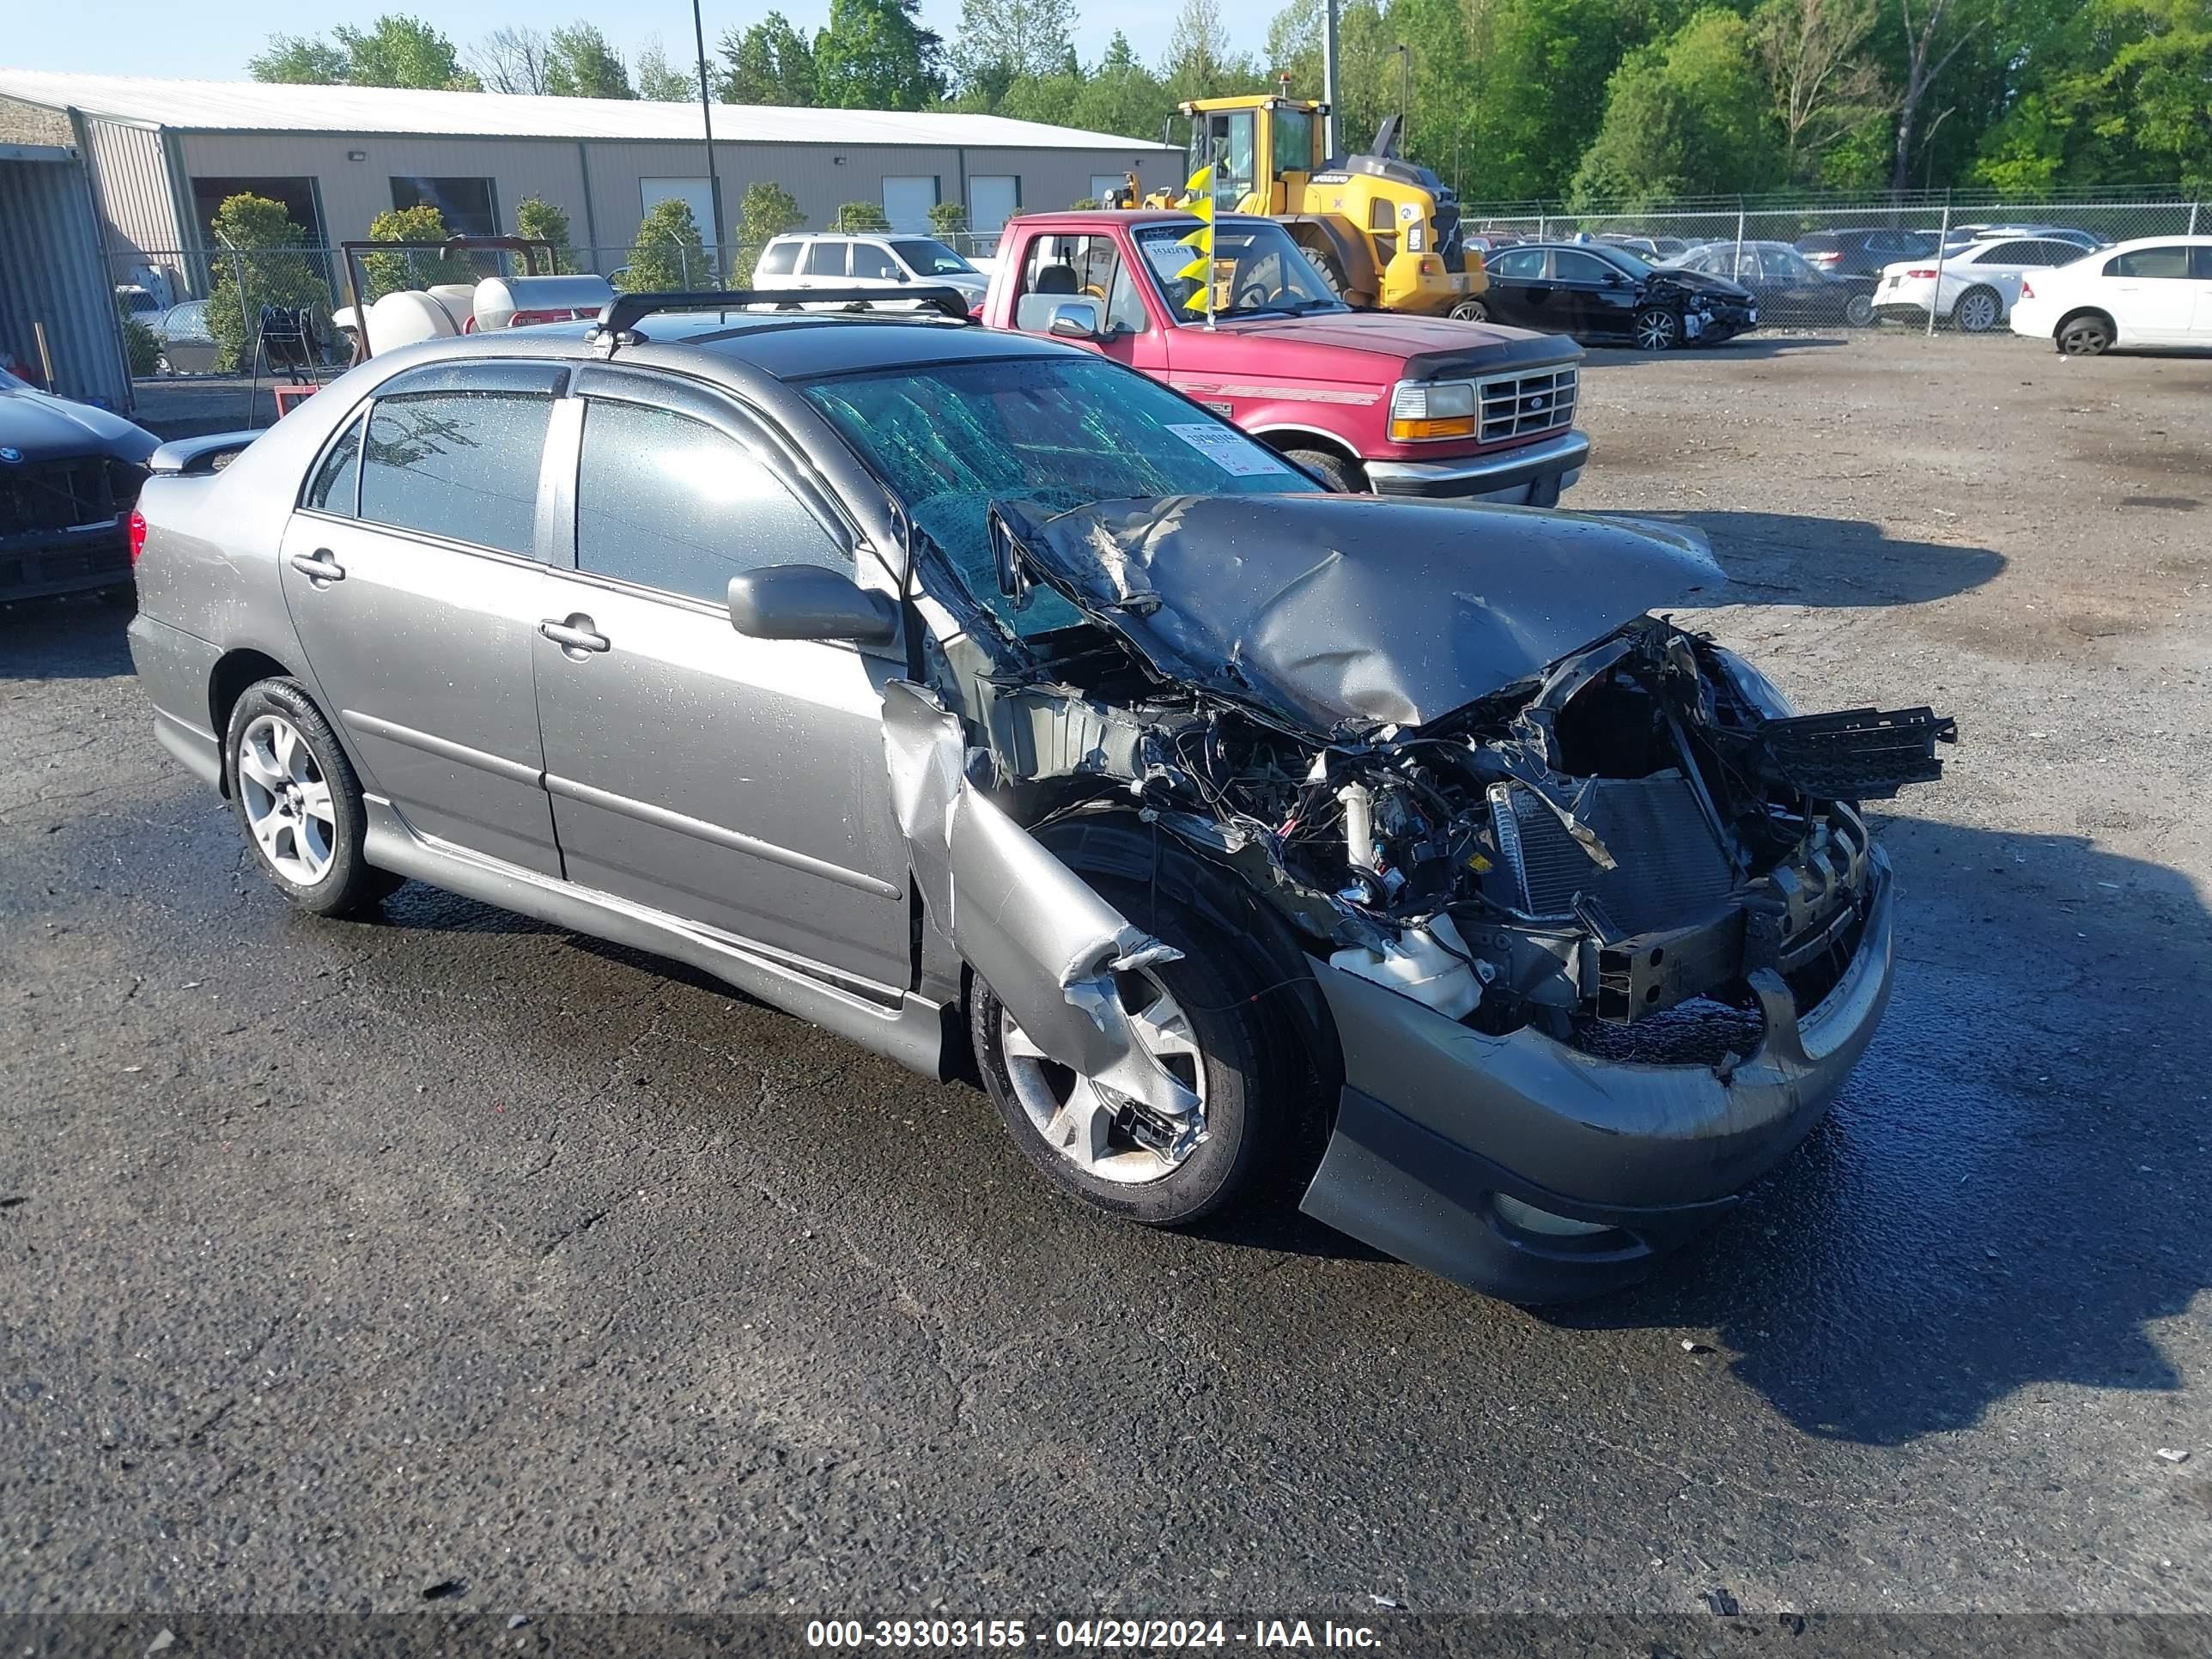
911,497,1954,1300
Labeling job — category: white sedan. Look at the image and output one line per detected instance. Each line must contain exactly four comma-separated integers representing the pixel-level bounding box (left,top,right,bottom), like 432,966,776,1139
1872,236,2088,332
2009,236,2212,355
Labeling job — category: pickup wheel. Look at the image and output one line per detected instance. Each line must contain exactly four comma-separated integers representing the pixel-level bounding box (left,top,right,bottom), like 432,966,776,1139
1285,448,1364,494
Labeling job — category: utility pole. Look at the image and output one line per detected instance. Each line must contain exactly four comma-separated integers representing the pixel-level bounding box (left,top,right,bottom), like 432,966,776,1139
692,0,724,282
1321,0,1340,161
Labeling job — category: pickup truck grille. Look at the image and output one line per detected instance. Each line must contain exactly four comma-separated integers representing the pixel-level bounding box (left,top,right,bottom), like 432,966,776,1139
1475,366,1577,445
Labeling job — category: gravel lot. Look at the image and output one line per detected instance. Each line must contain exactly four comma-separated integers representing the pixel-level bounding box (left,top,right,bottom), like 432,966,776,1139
3,329,2210,1630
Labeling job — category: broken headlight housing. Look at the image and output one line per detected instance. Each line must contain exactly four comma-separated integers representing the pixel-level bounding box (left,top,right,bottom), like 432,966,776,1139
1709,645,1797,720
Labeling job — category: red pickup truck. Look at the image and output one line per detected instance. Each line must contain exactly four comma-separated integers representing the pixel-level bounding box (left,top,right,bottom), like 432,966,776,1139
981,210,1589,505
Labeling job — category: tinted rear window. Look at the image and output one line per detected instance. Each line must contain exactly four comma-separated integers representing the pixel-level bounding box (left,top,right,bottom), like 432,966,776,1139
359,390,550,556
756,242,799,276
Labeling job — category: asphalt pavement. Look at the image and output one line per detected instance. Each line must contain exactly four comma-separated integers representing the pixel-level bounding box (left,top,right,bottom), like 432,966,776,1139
3,332,2209,1633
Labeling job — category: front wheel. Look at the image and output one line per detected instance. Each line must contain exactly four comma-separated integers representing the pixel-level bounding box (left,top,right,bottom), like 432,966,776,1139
971,891,1291,1228
1633,307,1680,351
1449,298,1490,323
1285,447,1365,494
1844,294,1875,329
225,678,401,918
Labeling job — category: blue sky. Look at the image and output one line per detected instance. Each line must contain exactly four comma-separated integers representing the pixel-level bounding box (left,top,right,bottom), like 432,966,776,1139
15,2,1268,82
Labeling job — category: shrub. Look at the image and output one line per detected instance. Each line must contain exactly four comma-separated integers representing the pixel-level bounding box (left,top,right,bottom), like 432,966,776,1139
737,181,805,282
927,200,969,240
513,197,583,274
833,200,890,233
117,301,161,376
360,204,471,301
617,197,709,292
204,194,329,373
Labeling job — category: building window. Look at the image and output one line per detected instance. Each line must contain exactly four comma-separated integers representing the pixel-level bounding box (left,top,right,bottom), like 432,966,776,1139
968,176,1020,234
191,177,325,244
390,177,499,238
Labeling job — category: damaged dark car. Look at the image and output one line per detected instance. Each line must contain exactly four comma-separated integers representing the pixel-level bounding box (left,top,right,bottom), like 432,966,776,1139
127,298,1954,1304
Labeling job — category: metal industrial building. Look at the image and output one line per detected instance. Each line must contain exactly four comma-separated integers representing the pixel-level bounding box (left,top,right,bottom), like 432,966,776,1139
0,70,1180,303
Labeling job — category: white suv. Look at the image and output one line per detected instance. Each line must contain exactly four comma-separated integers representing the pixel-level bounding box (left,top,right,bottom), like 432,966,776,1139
751,233,988,307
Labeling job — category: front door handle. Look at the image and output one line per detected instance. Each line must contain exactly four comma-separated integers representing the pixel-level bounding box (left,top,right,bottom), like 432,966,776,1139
539,616,610,654
289,549,344,582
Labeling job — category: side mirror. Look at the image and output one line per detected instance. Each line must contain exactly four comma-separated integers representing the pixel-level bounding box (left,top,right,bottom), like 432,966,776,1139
1047,297,1106,338
728,564,897,645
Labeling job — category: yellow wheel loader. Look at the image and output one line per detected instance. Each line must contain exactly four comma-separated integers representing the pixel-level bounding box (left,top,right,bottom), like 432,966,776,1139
1133,95,1488,319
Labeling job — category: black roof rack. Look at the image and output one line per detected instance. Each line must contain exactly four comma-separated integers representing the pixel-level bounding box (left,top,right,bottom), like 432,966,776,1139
590,286,975,341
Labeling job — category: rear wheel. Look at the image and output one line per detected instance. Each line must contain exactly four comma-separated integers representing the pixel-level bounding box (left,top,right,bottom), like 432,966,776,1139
1844,293,1875,329
1954,285,2002,333
1449,297,1490,323
1308,248,1352,305
971,890,1292,1228
2056,311,2113,356
224,678,401,918
1633,307,1680,350
1285,447,1364,494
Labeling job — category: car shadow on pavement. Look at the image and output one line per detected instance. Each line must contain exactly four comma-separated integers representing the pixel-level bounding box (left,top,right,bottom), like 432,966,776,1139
1543,816,2210,1447
1656,509,2007,607
0,594,136,679
1582,334,1857,368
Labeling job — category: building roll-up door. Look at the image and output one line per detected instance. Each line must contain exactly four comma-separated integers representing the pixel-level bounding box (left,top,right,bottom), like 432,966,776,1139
968,176,1019,234
881,177,938,233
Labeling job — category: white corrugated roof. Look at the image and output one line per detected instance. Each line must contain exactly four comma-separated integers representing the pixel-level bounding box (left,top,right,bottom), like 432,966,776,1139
0,70,1175,152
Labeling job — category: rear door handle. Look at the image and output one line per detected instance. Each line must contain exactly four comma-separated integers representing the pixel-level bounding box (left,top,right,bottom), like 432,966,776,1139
289,549,344,582
539,616,610,653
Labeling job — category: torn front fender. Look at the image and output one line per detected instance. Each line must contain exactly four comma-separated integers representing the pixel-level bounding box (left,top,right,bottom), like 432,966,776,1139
882,680,1199,1122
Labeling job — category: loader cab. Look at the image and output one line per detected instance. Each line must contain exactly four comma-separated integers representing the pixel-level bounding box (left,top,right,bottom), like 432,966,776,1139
1183,96,1324,216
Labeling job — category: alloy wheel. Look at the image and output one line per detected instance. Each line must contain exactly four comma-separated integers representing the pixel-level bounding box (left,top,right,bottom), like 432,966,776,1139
236,713,337,884
1634,308,1679,350
1956,289,2001,332
2058,318,2111,356
1000,975,1207,1186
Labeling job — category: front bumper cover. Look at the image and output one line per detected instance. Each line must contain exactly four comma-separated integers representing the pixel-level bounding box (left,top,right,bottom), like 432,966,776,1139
1298,849,1897,1304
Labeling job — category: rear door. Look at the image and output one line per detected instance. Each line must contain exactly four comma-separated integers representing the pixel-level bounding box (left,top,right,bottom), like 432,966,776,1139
793,238,849,295
1482,246,1556,331
2191,246,2212,339
276,361,563,873
531,366,914,989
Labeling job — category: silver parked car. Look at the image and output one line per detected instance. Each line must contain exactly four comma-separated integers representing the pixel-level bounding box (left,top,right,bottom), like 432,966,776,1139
151,301,220,375
128,289,1952,1303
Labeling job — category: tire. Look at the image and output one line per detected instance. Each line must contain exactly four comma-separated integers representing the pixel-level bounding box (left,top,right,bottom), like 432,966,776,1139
154,355,173,377
971,887,1293,1229
1632,307,1680,350
1449,297,1490,323
224,678,400,918
1844,293,1875,329
1309,248,1352,305
1285,447,1365,494
1954,286,2002,333
2056,311,2113,356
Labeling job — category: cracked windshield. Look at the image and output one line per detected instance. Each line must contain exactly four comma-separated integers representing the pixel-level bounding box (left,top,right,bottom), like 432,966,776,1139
801,356,1318,636
1133,221,1346,321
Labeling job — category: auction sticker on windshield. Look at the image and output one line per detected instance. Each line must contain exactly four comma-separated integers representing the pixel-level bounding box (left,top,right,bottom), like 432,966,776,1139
1166,423,1292,477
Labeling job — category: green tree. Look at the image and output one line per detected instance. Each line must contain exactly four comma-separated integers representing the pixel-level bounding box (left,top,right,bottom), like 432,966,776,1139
1164,0,1254,102
948,0,1077,103
1753,0,1894,185
635,37,698,100
1571,9,1788,205
205,194,330,373
737,180,807,278
1066,33,1175,143
251,15,477,88
514,197,582,272
249,34,351,82
815,0,944,110
720,13,819,104
1972,0,2212,192
117,301,160,377
361,203,471,301
834,200,893,232
928,199,970,238
618,197,709,291
545,22,633,98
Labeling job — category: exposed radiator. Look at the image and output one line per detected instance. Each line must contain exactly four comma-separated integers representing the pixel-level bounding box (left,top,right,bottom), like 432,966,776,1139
1487,772,1735,934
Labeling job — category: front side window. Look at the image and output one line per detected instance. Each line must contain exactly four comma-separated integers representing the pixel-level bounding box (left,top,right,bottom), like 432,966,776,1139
801,356,1316,639
852,243,901,281
359,390,550,556
1132,221,1345,322
1552,251,1611,284
890,239,976,276
574,400,847,607
304,413,364,516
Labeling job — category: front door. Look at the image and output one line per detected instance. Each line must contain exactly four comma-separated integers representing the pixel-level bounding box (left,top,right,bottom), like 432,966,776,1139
277,362,564,873
1552,248,1635,341
530,368,914,990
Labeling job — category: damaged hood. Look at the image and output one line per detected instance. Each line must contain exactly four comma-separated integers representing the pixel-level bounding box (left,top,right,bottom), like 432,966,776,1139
999,494,1726,734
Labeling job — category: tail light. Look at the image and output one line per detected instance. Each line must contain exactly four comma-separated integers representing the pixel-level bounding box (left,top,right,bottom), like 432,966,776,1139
128,509,147,563
2019,279,2036,301
1903,268,1939,279
1807,251,1841,266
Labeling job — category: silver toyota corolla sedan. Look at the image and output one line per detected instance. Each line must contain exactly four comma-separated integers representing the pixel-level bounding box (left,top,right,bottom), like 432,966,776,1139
127,290,1954,1303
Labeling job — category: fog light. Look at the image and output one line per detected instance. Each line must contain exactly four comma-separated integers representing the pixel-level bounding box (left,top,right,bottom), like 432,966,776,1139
1493,1193,1614,1238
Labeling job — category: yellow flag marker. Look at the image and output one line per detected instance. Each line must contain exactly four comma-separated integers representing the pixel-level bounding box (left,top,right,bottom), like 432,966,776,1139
1178,163,1216,317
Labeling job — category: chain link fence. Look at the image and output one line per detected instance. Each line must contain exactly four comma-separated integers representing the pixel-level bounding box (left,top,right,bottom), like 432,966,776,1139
1458,192,2204,336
